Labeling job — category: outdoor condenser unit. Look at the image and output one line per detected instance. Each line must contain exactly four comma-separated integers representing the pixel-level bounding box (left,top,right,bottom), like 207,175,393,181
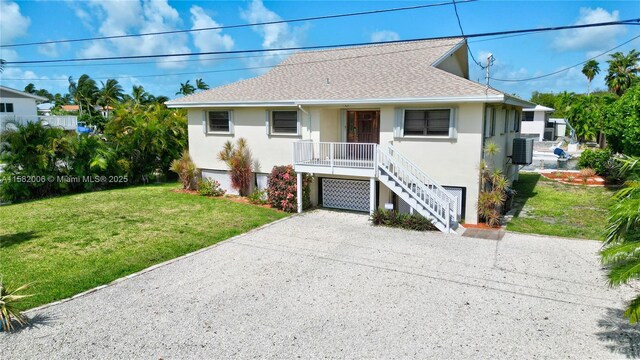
511,138,534,165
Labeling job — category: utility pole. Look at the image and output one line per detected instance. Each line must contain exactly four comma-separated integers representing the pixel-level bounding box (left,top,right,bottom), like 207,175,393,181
485,53,494,88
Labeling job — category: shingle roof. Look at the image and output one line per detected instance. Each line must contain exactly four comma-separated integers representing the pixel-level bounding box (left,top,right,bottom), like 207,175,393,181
167,38,504,105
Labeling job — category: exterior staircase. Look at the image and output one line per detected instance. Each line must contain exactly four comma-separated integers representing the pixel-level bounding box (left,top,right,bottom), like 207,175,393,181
377,144,462,234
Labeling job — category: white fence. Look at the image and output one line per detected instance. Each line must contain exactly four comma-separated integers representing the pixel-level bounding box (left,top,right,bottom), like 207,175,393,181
0,115,78,131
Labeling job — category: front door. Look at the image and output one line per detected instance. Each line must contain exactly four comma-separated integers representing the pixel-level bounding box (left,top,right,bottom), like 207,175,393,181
347,110,380,144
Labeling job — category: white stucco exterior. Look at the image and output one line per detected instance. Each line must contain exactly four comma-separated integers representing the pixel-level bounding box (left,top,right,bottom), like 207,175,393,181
0,87,44,117
186,102,524,224
521,105,554,141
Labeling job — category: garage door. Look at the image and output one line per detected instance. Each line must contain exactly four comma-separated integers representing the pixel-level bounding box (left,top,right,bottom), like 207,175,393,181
322,178,369,212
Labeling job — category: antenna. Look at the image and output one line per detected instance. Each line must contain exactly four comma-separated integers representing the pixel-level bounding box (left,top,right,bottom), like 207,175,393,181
485,53,494,88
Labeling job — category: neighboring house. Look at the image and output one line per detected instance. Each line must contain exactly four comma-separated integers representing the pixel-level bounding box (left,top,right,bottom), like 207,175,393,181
37,102,55,116
61,104,113,118
166,38,532,232
548,118,567,139
521,105,557,141
0,85,77,131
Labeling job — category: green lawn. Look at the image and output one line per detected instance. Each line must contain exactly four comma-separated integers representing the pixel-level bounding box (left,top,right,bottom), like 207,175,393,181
507,173,615,240
0,184,288,310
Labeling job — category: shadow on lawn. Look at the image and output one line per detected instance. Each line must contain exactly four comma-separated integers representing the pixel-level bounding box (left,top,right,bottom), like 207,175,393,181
509,173,540,217
597,308,640,358
0,231,39,248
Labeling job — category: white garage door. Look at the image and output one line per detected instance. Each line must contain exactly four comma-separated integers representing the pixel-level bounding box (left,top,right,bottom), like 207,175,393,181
322,178,369,212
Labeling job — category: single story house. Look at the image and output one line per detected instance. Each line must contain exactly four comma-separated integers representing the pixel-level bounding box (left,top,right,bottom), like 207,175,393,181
166,38,532,233
521,105,558,141
0,86,77,131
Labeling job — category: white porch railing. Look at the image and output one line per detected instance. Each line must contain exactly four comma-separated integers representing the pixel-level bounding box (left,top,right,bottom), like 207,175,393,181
293,140,377,171
0,115,78,131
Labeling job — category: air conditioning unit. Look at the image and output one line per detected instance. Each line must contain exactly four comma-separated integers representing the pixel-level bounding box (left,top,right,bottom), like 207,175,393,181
512,138,534,165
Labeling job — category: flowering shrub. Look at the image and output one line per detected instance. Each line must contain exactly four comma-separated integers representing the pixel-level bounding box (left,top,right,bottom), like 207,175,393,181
197,178,226,197
267,165,311,212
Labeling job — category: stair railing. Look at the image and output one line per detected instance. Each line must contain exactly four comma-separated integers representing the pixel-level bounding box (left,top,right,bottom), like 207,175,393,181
377,145,458,229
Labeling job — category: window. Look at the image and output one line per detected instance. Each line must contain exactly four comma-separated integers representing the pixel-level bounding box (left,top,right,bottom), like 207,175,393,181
0,103,13,113
523,112,534,122
514,111,521,132
207,111,230,132
503,110,510,134
403,109,451,136
271,110,298,134
484,107,495,138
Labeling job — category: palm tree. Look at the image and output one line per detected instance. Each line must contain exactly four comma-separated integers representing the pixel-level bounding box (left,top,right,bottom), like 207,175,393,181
581,60,600,95
132,85,150,105
98,79,124,117
68,76,82,114
602,156,640,323
605,50,639,96
195,78,209,91
0,59,5,73
176,80,196,96
76,74,99,114
24,83,36,94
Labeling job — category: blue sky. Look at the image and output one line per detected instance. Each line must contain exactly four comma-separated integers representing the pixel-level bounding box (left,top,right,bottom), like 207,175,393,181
1,0,639,100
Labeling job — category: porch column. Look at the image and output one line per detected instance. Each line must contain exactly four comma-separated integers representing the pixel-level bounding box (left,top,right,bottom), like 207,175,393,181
369,177,376,215
297,172,303,213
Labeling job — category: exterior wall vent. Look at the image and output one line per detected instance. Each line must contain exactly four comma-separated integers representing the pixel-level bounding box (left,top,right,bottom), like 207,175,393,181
512,138,534,165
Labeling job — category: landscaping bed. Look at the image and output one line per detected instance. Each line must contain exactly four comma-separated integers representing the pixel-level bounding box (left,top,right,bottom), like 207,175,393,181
0,183,287,310
540,170,606,186
506,173,615,240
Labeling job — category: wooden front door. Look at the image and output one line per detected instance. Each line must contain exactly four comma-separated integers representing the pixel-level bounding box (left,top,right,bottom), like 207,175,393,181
347,110,380,144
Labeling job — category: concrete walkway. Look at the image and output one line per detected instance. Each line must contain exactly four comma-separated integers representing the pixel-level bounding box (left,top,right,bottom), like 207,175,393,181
3,210,639,359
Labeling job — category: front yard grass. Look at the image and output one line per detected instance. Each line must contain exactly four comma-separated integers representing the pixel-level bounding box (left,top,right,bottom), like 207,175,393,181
0,183,288,310
507,173,615,240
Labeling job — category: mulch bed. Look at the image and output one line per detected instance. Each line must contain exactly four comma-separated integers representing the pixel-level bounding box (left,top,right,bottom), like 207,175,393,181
540,171,606,186
463,223,501,230
171,188,276,209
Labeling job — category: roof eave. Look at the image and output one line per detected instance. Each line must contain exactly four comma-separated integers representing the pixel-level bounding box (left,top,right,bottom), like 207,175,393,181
0,86,48,101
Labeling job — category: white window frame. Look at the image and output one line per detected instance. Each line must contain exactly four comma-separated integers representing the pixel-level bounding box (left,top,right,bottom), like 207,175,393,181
484,107,496,138
394,107,457,139
514,111,521,132
266,109,301,136
203,110,234,135
0,103,14,113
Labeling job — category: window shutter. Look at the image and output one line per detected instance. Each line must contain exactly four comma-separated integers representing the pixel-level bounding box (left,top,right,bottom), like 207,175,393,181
265,110,271,135
297,110,302,135
339,109,346,142
394,108,403,138
228,110,235,135
449,108,457,139
202,111,207,134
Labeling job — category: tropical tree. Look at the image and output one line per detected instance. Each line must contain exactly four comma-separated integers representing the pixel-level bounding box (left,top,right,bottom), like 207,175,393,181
68,76,81,113
176,80,196,96
605,50,639,96
76,74,99,114
582,59,600,95
24,83,36,94
604,83,640,156
601,156,640,323
0,59,5,73
195,78,209,91
131,85,150,105
98,79,124,116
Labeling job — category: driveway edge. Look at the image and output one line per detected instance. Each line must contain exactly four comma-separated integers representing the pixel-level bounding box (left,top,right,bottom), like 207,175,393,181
24,213,299,315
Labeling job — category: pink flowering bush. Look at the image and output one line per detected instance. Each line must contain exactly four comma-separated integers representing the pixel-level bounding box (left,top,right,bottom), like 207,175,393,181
267,165,311,212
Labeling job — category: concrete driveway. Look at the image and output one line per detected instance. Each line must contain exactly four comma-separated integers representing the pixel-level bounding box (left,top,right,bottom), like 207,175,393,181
3,210,639,359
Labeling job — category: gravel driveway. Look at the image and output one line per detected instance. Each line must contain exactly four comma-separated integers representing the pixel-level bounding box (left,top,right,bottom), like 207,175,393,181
3,210,639,359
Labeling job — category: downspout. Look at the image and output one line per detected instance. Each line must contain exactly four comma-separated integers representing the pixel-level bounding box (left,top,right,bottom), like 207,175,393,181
298,104,311,139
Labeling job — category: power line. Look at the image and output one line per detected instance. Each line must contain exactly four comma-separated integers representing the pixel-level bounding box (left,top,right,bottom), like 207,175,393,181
451,0,484,69
489,34,640,82
0,42,458,81
0,0,476,48
5,18,639,65
4,33,548,70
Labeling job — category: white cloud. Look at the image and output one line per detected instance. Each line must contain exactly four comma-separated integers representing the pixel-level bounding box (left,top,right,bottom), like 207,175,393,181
371,30,400,43
552,7,626,52
239,0,306,71
0,67,70,94
0,0,31,45
76,0,191,69
190,5,234,63
37,42,71,58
